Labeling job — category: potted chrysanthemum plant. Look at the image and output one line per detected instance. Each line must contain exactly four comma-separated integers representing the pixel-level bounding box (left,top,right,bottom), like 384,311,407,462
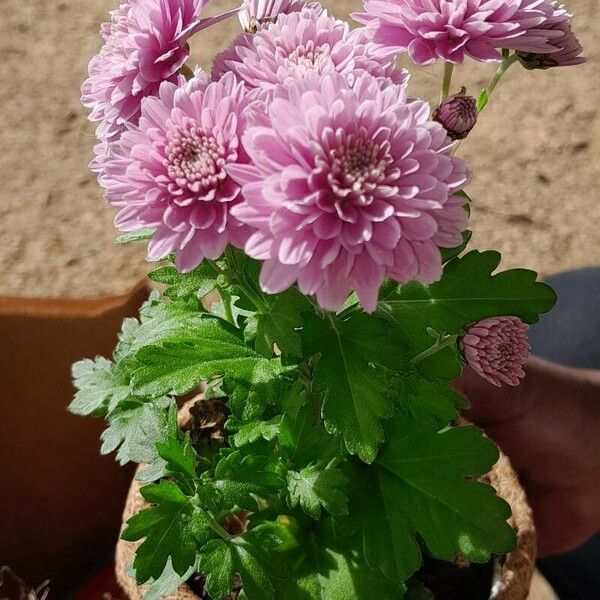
71,0,585,598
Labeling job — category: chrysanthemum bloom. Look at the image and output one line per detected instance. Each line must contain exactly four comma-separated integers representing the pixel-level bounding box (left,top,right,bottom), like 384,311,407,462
354,0,569,65
101,72,250,271
228,71,469,312
212,7,409,90
82,0,238,143
518,13,585,69
434,93,478,140
461,317,530,387
239,0,308,32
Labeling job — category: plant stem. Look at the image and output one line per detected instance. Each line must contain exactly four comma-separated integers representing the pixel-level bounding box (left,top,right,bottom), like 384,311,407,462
412,334,458,365
218,286,235,325
224,247,269,312
478,53,519,111
206,512,233,541
440,62,454,102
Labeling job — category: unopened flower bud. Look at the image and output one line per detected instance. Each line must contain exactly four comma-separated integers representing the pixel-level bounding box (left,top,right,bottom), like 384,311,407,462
434,93,478,141
461,317,530,387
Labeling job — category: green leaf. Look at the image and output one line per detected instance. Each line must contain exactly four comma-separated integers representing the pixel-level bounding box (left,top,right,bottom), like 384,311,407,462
287,462,348,519
143,559,196,600
149,262,219,300
156,405,198,495
378,250,556,379
302,312,411,463
396,373,462,428
339,413,516,582
115,293,208,363
476,89,489,112
273,521,404,599
279,397,341,467
228,416,282,447
116,228,155,244
70,357,130,416
100,397,171,480
245,289,306,363
211,450,285,511
130,315,290,421
122,480,214,584
198,536,274,600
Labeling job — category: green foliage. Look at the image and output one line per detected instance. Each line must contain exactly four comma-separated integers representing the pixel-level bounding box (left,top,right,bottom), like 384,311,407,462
378,250,556,378
278,398,341,467
287,462,348,519
100,397,171,481
149,262,219,300
211,449,285,511
143,560,197,600
122,480,214,584
114,293,208,362
130,316,291,420
337,412,516,582
273,521,404,599
228,416,282,447
244,288,306,363
70,244,556,600
198,535,275,600
70,357,130,416
156,406,198,494
301,311,411,463
396,373,466,428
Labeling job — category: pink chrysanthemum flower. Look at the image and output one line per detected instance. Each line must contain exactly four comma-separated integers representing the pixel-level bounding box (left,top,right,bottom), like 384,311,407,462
228,71,469,312
239,0,308,32
100,72,250,271
354,0,569,65
462,317,530,387
82,0,237,143
212,7,409,90
518,9,585,69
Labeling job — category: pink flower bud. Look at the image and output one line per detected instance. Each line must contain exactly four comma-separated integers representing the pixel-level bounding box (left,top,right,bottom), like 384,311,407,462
434,94,478,141
461,317,530,387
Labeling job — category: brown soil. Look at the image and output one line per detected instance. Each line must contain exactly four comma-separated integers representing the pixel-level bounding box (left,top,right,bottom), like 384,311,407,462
1,0,598,298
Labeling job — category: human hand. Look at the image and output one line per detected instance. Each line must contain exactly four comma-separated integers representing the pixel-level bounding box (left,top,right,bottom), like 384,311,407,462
455,356,600,557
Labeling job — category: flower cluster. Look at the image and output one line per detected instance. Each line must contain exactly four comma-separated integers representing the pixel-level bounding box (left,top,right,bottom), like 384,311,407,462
355,0,584,67
83,0,583,317
212,6,409,91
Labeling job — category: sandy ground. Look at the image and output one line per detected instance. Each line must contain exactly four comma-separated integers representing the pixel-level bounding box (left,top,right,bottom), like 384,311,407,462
0,0,598,298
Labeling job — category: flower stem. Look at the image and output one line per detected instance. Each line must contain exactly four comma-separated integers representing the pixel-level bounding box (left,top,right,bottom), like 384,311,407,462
477,53,519,112
440,62,455,102
412,334,459,365
224,246,269,312
218,286,236,325
206,512,233,541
